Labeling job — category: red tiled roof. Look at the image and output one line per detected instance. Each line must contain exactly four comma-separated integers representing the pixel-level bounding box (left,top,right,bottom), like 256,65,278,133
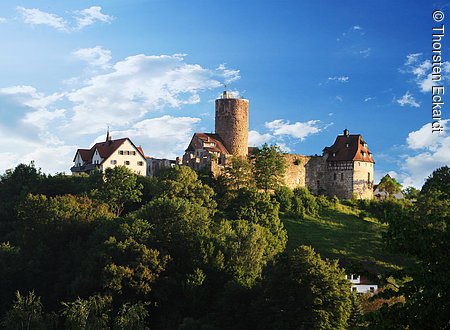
186,133,230,154
73,149,92,163
74,137,146,165
325,133,374,163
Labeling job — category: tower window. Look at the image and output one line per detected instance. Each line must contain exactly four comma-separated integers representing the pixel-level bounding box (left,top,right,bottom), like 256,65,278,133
341,173,344,180
333,173,337,180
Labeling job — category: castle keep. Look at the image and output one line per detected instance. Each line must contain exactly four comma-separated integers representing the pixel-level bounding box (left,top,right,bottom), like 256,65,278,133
181,91,374,199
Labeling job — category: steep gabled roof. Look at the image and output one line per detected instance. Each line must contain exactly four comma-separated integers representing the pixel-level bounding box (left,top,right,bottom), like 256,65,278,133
186,133,229,154
325,132,374,163
93,138,128,161
73,149,92,163
73,137,146,165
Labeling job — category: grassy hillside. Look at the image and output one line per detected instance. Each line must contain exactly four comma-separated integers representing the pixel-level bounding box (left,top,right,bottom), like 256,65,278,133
282,203,410,275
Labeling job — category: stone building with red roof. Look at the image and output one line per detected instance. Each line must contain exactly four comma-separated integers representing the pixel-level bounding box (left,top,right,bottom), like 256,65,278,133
71,131,147,175
181,91,249,174
180,91,375,199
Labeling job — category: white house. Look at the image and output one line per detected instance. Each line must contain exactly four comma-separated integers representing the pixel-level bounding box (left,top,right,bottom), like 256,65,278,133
346,274,378,294
71,132,147,175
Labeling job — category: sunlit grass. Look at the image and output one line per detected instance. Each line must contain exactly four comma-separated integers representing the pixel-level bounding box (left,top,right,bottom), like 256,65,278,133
282,206,410,274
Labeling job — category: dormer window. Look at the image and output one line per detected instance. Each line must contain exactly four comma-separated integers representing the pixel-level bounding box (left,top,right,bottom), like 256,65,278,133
332,152,336,157
345,143,349,148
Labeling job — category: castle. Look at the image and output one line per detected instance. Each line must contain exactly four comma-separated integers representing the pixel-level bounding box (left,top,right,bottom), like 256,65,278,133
71,91,375,199
180,91,374,199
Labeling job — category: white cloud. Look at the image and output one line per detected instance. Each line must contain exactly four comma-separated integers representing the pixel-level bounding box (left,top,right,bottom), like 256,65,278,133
248,130,273,146
352,25,362,31
0,17,7,23
359,48,371,57
216,64,240,84
401,120,450,188
328,76,349,83
401,53,449,93
23,109,66,130
405,53,422,66
16,6,113,31
16,6,68,31
406,120,447,150
335,95,343,102
108,115,201,159
364,96,375,102
0,85,65,110
66,53,236,134
265,119,325,141
74,6,114,30
396,91,420,108
73,46,112,69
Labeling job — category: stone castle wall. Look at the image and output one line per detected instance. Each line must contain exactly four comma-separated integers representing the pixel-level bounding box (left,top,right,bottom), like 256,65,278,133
283,154,311,188
283,155,373,199
352,161,374,199
215,98,248,157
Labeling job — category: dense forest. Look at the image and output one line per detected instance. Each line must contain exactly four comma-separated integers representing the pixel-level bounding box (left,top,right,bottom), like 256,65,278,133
0,147,449,329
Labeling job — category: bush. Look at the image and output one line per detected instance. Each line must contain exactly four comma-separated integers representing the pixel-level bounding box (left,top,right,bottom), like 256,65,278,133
292,187,319,217
274,186,294,213
316,195,332,213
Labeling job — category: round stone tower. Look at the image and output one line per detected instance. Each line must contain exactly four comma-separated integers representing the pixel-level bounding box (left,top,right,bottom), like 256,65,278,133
215,91,249,157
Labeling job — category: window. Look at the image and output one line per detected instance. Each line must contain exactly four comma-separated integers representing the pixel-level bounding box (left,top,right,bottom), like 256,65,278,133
137,161,143,166
332,152,336,157
111,160,117,165
345,143,349,148
125,151,130,155
119,150,124,155
341,173,344,180
131,151,136,155
352,287,357,292
333,173,337,180
124,161,130,165
352,275,358,280
347,275,352,280
370,287,375,293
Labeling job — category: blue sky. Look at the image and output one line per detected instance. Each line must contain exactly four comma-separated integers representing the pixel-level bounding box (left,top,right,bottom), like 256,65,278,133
0,0,448,188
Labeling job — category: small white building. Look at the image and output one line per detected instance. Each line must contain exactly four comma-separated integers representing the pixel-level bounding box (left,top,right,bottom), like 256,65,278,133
346,274,378,294
71,132,147,176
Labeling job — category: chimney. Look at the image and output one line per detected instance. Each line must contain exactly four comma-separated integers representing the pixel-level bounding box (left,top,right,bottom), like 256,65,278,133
344,128,349,137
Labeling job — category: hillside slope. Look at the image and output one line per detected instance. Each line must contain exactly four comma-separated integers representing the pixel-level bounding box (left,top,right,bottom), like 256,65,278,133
282,204,411,275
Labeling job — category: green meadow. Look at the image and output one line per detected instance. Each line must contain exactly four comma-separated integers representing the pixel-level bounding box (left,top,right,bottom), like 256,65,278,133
282,204,411,275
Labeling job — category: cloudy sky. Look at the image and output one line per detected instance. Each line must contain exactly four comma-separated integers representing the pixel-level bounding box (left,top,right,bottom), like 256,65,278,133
0,0,448,188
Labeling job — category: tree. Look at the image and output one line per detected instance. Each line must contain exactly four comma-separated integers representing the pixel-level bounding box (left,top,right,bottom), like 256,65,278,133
377,174,402,199
254,246,351,329
155,166,216,213
209,220,281,287
91,166,143,216
0,162,43,222
253,144,286,191
375,166,450,329
221,156,256,191
61,295,111,329
1,291,54,330
114,301,149,329
421,165,450,197
402,186,420,201
274,186,294,213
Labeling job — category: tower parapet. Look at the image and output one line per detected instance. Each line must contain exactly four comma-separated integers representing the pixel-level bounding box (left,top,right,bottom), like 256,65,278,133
215,91,249,157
